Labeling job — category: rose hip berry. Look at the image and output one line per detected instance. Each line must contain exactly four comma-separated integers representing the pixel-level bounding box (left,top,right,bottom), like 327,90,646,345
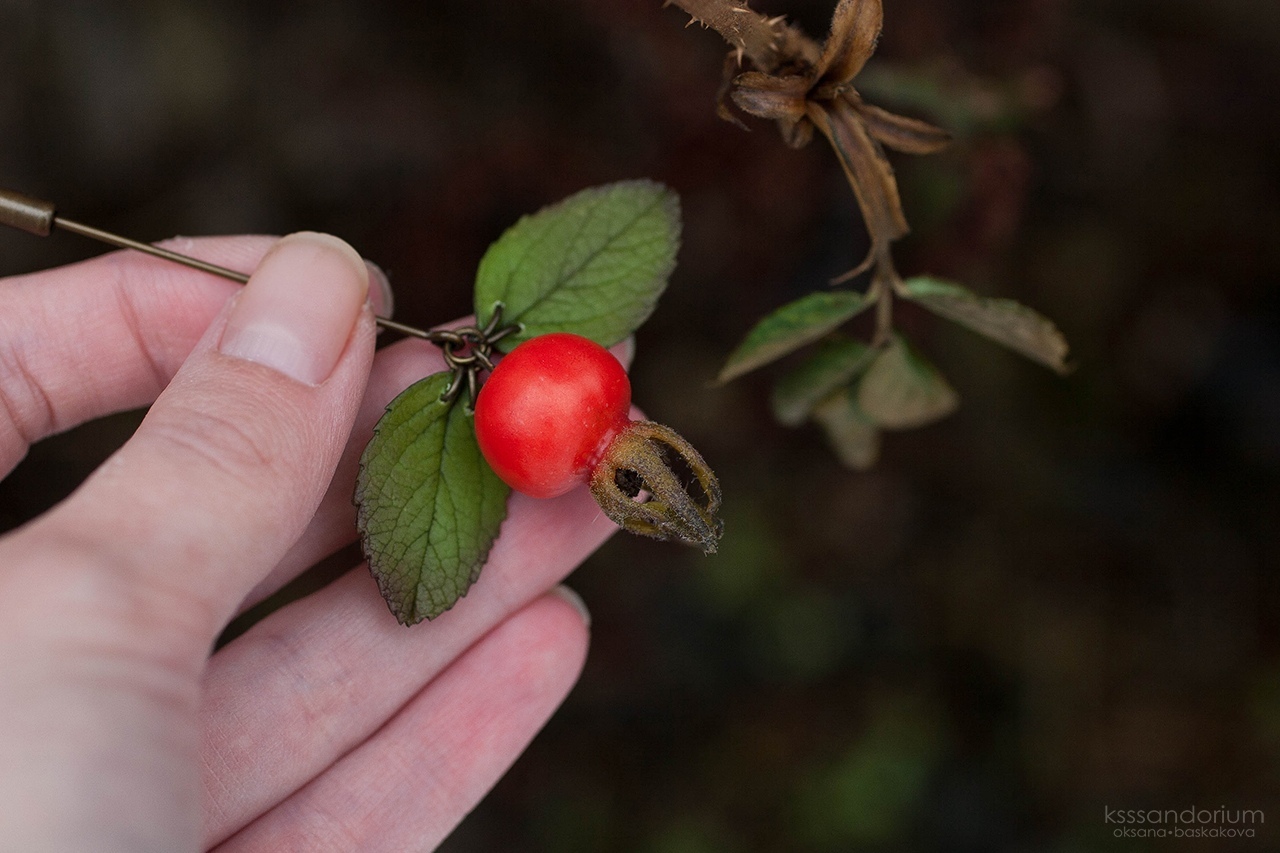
474,332,630,499
474,332,722,552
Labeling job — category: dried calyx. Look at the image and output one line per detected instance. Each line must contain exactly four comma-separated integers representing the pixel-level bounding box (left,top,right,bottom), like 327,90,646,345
666,0,951,341
589,420,723,554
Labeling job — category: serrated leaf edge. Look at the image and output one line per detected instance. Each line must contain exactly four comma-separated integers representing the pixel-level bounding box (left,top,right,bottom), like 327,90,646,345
476,180,681,350
355,373,510,626
899,276,1071,374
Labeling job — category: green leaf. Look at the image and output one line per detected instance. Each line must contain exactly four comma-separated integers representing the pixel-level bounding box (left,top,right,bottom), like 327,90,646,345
719,290,872,383
812,387,881,470
900,276,1070,374
858,335,959,429
772,335,877,427
474,180,680,349
355,372,510,625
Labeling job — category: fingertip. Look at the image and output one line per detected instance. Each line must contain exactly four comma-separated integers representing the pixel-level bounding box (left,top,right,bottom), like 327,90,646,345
365,260,394,320
610,335,636,370
521,589,591,683
218,232,370,386
547,584,591,630
287,231,368,281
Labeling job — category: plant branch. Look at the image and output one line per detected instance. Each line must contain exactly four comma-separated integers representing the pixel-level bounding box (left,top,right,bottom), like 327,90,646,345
664,0,790,70
870,252,896,347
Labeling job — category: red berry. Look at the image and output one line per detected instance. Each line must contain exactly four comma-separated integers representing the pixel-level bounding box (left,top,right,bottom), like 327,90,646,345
474,333,631,498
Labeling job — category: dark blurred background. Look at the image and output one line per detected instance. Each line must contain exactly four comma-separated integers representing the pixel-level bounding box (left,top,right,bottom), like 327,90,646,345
2,0,1278,849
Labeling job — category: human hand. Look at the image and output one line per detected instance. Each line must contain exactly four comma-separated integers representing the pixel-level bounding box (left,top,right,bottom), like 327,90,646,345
0,234,617,852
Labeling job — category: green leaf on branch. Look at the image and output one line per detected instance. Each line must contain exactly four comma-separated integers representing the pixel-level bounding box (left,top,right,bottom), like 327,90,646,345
719,290,872,383
772,335,876,426
900,276,1070,374
858,335,959,429
812,387,881,470
355,372,510,625
474,180,680,349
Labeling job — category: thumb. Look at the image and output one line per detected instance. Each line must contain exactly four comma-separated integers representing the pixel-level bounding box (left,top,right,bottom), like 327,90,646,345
14,232,377,653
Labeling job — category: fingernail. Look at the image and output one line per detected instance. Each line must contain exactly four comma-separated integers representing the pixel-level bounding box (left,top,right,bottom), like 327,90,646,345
365,260,395,319
219,232,370,385
549,585,591,629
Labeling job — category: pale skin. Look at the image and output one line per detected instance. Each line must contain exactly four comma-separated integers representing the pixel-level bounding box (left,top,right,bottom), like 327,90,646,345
0,233,625,852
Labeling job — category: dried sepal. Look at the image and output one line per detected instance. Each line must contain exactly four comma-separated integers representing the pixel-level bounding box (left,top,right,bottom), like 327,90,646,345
807,99,910,247
774,20,823,70
589,420,723,554
854,100,952,154
669,0,939,279
730,71,815,146
781,114,815,148
813,0,883,86
716,53,751,129
829,247,877,286
731,72,809,121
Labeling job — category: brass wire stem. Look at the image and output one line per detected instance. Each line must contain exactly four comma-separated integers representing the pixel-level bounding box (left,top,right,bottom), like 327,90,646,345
0,186,448,341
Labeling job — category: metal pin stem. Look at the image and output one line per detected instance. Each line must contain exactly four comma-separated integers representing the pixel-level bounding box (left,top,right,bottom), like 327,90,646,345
0,187,435,341
54,216,251,283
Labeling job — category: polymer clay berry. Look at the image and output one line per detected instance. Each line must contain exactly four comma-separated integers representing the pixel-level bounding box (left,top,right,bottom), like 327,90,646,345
474,332,631,499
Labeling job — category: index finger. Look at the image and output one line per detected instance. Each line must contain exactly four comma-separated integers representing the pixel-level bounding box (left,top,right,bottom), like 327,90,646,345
0,237,270,476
